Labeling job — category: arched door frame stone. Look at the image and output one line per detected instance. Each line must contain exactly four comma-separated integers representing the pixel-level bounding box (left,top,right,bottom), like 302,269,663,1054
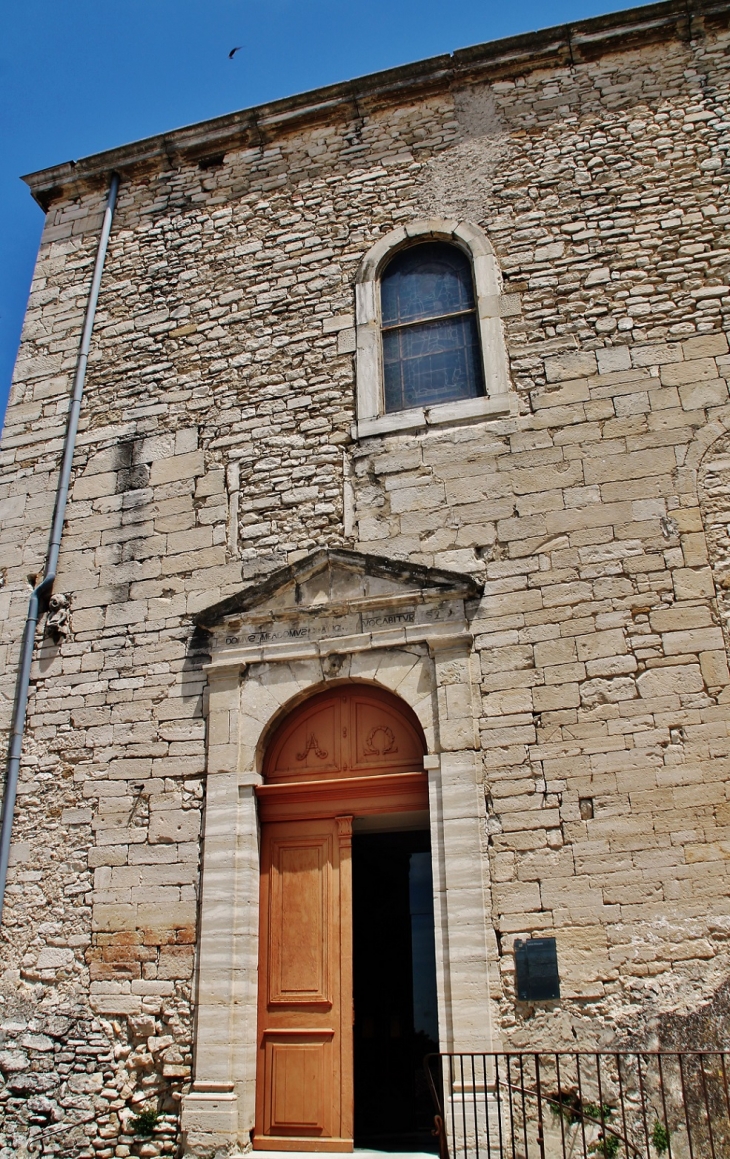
181,550,498,1155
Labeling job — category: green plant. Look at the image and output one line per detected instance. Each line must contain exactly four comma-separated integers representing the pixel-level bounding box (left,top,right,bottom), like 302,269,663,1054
652,1120,670,1155
549,1093,620,1157
130,1107,158,1137
549,1089,582,1124
588,1134,621,1158
585,1105,620,1158
549,1091,615,1129
583,1101,615,1125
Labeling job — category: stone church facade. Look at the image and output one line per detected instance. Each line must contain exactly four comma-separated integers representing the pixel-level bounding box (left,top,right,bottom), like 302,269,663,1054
2,0,730,1154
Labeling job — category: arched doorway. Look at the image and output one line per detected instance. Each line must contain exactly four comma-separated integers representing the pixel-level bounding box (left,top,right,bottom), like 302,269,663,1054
254,683,438,1153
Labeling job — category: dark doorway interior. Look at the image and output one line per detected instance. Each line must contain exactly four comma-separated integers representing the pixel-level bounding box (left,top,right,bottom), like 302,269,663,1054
353,829,439,1152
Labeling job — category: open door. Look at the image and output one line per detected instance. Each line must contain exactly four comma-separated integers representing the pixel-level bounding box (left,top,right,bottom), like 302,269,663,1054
254,684,429,1153
255,816,353,1152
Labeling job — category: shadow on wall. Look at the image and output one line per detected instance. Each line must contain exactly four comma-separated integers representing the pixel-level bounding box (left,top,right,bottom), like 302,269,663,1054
653,976,730,1051
700,432,730,670
182,625,212,706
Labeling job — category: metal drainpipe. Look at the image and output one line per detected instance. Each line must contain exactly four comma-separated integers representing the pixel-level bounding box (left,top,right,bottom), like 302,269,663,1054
0,171,120,921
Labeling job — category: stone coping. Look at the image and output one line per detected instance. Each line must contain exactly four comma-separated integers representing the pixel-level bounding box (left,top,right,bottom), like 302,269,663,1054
22,0,729,209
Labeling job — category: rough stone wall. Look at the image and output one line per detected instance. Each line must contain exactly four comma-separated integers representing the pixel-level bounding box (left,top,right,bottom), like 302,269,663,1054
1,9,730,1154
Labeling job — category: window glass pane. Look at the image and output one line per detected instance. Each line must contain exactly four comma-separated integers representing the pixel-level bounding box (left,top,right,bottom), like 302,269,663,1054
381,242,476,327
383,314,485,413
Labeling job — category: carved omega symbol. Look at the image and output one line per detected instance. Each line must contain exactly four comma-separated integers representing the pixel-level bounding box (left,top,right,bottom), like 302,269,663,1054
296,733,328,761
363,724,398,756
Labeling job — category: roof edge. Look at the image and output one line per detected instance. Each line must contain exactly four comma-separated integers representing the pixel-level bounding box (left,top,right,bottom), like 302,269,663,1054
22,0,730,210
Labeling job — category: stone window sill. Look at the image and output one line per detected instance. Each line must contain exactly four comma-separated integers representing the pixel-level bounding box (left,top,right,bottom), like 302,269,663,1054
351,393,516,440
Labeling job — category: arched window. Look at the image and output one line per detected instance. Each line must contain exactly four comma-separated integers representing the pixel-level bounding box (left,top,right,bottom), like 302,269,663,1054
354,220,516,439
381,242,485,413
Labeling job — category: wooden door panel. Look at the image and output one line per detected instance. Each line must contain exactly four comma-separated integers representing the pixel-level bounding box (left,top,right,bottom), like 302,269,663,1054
265,1034,332,1134
269,836,330,1005
256,817,352,1150
350,692,425,775
267,700,341,780
263,686,426,782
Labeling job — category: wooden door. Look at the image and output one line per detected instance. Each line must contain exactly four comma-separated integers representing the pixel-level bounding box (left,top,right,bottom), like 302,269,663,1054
255,684,427,1151
255,815,353,1152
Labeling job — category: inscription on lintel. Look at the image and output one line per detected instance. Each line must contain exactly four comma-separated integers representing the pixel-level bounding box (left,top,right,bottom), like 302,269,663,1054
220,600,461,649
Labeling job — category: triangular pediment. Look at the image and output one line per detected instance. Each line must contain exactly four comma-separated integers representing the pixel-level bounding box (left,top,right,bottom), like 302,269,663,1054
195,548,480,630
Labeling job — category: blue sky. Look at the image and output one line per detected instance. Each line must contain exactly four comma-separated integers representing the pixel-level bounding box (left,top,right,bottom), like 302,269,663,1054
1,0,642,425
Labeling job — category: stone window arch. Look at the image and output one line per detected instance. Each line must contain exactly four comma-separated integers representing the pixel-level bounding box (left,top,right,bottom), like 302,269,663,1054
354,219,516,439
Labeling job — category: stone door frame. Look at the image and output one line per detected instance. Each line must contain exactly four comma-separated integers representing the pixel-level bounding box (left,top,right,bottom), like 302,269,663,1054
181,564,497,1153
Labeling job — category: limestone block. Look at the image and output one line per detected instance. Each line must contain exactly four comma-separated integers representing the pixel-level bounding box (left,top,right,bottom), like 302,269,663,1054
208,710,231,748
62,807,92,825
89,845,128,867
337,328,356,353
161,546,225,575
631,342,682,367
501,803,562,834
195,469,225,498
93,903,138,932
662,626,724,655
700,650,730,688
389,483,446,513
544,351,597,383
650,603,712,631
35,947,74,971
660,357,718,386
8,842,30,865
157,946,194,980
137,901,196,928
585,654,637,678
175,428,198,454
636,665,704,698
576,628,626,662
679,378,728,410
512,460,584,495
492,882,541,914
168,526,213,554
13,353,63,382
581,677,637,707
323,314,354,333
682,333,728,358
149,450,204,486
71,607,105,632
531,380,590,409
584,447,675,485
72,472,117,501
532,682,581,712
541,581,593,608
533,637,576,667
357,516,390,540
440,718,477,751
673,567,715,599
480,644,534,674
148,809,201,844
597,347,631,374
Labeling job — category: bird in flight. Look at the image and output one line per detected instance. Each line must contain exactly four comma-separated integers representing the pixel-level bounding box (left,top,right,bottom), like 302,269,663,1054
228,46,242,59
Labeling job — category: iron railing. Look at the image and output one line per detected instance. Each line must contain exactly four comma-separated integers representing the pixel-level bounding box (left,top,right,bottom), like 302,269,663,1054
425,1051,730,1159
